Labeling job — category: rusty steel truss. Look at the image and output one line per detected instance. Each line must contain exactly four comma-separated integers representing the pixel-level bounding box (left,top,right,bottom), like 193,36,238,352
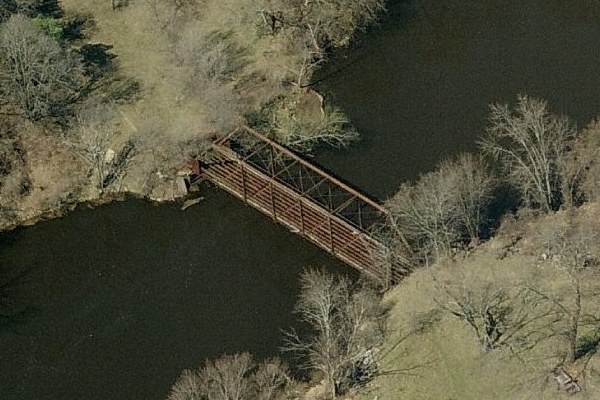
199,126,409,286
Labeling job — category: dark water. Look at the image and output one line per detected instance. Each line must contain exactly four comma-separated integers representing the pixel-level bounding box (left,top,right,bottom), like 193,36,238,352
3,0,600,398
316,0,600,199
0,191,350,399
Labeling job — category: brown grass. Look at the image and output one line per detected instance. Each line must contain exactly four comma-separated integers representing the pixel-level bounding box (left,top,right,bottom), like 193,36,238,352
362,206,600,399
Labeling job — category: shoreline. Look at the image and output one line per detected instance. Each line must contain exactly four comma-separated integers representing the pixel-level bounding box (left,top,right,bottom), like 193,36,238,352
0,178,190,234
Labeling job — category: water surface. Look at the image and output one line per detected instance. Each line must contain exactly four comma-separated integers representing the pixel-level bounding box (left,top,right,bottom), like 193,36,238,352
0,192,349,399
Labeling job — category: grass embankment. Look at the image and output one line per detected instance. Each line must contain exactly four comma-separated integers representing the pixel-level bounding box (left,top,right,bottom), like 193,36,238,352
361,203,600,399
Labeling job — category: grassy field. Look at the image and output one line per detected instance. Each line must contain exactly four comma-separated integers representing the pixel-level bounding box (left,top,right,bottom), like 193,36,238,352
359,203,600,400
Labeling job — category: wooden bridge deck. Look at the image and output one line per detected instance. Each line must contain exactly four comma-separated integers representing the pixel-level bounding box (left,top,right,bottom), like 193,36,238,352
198,126,409,286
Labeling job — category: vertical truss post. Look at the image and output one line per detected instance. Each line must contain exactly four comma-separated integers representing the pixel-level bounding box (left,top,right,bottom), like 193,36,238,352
240,162,247,201
299,199,305,234
269,147,276,178
328,214,335,253
357,202,363,230
269,181,276,219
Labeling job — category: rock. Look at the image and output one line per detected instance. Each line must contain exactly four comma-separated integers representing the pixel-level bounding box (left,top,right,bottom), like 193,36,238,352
181,197,204,210
104,148,116,164
174,177,188,198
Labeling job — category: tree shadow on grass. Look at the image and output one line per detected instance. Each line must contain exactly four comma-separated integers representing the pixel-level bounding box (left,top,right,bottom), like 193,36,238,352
575,336,600,360
76,43,141,105
36,0,63,18
62,13,93,43
80,43,118,78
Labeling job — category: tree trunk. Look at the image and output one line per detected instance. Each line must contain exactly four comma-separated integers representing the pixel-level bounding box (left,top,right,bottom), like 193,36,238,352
567,273,582,362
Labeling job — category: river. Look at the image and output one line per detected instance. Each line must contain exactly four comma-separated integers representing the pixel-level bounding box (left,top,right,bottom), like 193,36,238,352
2,0,600,398
0,193,351,399
316,0,600,199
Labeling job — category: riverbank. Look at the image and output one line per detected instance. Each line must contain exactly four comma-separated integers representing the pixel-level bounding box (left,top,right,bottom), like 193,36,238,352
0,154,191,233
1,0,380,233
0,187,185,233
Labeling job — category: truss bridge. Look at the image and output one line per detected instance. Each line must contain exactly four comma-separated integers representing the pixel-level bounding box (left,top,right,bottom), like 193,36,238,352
197,126,409,286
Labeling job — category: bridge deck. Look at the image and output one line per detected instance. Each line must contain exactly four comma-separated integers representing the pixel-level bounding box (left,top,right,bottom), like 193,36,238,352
199,126,408,285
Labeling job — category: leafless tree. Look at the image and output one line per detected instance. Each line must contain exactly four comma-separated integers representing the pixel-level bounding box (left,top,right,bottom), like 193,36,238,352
172,22,242,133
387,174,458,262
301,0,385,50
386,153,495,263
253,358,293,400
167,353,293,400
284,268,384,399
65,103,118,192
559,120,600,207
258,0,386,47
0,122,28,201
270,103,358,154
143,0,189,33
167,369,202,400
198,353,254,400
0,14,82,121
479,95,575,212
175,25,238,87
438,154,496,242
257,0,385,86
531,215,600,363
435,279,556,353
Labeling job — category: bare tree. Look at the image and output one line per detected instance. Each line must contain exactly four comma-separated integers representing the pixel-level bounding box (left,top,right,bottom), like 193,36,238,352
284,268,384,399
65,103,118,192
257,0,385,86
0,14,82,120
531,215,600,363
270,103,358,154
175,25,238,87
0,122,28,204
479,95,575,212
143,0,189,33
386,153,495,262
300,0,385,49
438,154,495,242
167,369,202,400
435,279,556,353
172,22,242,133
198,353,255,400
253,358,293,400
167,353,293,400
559,120,600,207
